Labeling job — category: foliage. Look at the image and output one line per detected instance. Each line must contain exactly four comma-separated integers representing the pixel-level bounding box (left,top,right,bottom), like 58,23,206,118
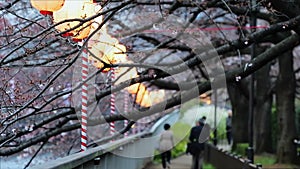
171,122,190,142
210,115,227,142
232,143,249,156
267,102,298,153
254,154,276,166
203,163,216,169
180,99,200,117
172,140,188,158
233,145,278,167
271,105,278,153
153,150,162,163
254,154,300,168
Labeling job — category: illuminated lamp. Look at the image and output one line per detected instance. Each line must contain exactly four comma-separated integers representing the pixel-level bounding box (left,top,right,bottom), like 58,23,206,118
89,35,124,72
30,0,65,16
53,0,95,41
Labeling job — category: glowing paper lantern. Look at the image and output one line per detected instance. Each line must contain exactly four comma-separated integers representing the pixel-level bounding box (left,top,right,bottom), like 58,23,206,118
53,0,96,41
89,34,126,72
30,0,65,16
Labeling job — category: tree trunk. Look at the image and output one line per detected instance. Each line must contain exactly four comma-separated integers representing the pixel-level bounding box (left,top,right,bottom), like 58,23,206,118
254,62,273,153
275,50,297,163
228,81,249,147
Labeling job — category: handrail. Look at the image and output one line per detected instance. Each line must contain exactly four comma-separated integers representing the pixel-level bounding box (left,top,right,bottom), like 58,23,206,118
30,110,180,169
30,132,147,169
149,109,179,134
204,144,262,169
30,109,263,169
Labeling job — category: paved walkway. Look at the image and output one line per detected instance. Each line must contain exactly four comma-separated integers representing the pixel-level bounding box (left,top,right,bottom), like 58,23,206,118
146,142,232,169
147,104,231,169
146,155,192,169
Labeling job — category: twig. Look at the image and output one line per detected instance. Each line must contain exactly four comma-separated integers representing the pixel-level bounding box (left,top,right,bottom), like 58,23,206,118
23,141,47,169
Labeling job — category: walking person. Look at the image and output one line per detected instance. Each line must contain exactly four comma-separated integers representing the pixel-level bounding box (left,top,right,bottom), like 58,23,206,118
189,118,208,169
226,111,233,145
159,123,174,169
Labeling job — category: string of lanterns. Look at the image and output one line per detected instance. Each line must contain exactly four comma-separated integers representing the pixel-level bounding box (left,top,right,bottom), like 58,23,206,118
30,0,135,151
30,0,96,41
30,0,166,151
30,0,65,16
30,0,100,152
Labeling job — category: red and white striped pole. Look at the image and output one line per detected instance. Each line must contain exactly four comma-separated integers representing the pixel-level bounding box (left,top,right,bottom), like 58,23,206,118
80,41,88,151
110,68,116,137
124,91,129,137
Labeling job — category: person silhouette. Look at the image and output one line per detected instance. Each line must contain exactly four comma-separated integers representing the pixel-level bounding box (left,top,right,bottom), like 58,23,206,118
159,123,174,169
189,118,208,169
226,111,233,145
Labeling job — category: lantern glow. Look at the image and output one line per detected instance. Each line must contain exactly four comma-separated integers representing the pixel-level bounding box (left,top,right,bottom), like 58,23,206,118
53,0,96,40
89,33,126,72
30,0,65,16
89,19,165,107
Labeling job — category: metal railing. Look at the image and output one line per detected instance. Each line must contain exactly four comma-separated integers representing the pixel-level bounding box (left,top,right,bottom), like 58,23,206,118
204,144,262,169
30,110,179,169
29,108,270,169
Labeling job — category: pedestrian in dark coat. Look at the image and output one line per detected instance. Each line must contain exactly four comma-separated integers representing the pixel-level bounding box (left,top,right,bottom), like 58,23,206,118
189,118,207,169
